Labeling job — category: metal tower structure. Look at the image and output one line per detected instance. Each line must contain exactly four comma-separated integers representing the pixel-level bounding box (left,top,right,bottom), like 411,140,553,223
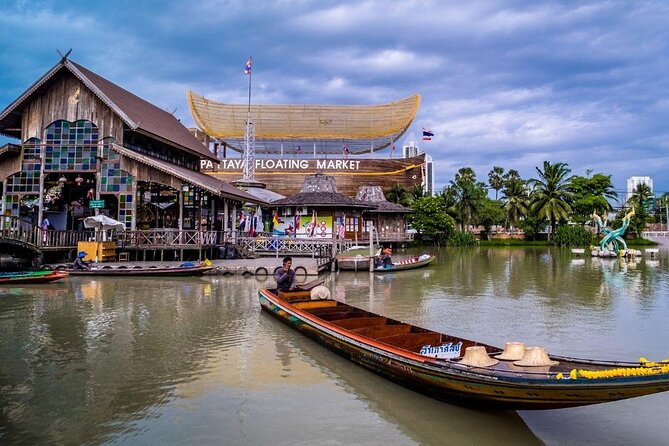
242,111,256,180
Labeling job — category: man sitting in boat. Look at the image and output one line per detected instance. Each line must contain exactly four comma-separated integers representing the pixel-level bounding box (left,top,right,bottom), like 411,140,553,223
73,251,91,271
275,256,297,291
378,248,393,269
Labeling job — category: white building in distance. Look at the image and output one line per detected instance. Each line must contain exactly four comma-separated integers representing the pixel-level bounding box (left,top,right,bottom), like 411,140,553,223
626,176,653,204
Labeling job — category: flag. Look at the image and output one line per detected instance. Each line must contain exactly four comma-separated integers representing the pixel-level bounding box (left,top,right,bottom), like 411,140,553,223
338,215,346,239
244,57,252,75
422,128,434,141
308,211,317,237
272,210,280,226
343,144,349,158
249,215,255,237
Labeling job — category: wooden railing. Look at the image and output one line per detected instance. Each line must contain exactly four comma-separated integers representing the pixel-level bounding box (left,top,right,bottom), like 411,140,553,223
1,216,40,247
117,229,227,248
237,236,353,258
360,231,415,242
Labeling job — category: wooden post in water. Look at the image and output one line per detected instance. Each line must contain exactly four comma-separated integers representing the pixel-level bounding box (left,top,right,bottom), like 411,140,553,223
369,224,374,272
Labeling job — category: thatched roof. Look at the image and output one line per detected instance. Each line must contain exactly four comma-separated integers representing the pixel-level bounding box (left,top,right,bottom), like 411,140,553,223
272,174,372,208
356,185,412,213
188,92,420,155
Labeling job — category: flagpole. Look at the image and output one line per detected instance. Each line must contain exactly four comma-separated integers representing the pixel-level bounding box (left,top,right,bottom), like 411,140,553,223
247,57,252,115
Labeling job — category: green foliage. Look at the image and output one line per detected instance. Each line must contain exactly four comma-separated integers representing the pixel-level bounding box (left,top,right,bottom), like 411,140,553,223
408,195,454,244
488,166,505,200
517,214,547,241
629,206,650,237
569,173,617,224
447,230,478,246
529,161,574,239
475,199,505,239
501,176,529,228
552,225,595,247
444,167,488,230
385,184,411,207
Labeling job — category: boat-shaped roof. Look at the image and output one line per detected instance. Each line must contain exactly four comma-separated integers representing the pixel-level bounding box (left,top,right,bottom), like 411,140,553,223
187,92,420,155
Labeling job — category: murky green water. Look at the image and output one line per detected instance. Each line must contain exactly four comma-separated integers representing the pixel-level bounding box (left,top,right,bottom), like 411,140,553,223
1,247,669,445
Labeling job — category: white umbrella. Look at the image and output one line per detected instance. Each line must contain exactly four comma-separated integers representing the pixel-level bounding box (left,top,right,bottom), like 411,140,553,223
84,214,125,230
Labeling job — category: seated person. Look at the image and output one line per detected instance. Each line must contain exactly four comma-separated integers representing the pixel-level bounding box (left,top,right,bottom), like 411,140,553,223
275,256,297,291
73,251,91,270
379,247,393,268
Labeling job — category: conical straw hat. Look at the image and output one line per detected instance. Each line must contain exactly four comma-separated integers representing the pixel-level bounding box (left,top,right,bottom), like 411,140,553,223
495,342,526,361
459,346,499,367
513,347,559,367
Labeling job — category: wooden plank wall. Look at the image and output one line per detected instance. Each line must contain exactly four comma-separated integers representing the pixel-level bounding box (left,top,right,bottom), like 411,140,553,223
207,154,426,197
21,72,125,142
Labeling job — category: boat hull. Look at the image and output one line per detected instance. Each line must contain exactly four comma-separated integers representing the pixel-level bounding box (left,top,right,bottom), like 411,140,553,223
69,266,215,277
374,255,435,272
0,271,68,284
258,289,669,410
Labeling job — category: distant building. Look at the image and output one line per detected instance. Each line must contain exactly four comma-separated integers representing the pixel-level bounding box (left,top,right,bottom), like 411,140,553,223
402,134,434,195
626,176,653,204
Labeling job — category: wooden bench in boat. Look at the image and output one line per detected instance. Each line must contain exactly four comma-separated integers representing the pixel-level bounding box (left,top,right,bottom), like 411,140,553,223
333,316,387,330
351,323,412,339
319,310,373,322
293,300,338,310
376,332,443,352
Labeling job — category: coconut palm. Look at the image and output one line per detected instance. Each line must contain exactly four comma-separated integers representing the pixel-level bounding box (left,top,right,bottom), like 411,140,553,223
447,167,486,230
385,184,411,207
488,166,505,200
501,177,529,228
627,183,653,211
529,161,574,239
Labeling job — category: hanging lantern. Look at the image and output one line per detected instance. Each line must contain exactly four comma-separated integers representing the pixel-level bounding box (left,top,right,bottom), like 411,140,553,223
75,175,84,185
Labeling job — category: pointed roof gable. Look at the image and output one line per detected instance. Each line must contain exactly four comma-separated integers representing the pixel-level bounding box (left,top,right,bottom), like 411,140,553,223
0,58,216,161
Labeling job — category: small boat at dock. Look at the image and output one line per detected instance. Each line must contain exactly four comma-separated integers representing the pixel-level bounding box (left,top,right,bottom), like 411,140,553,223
0,270,68,285
374,254,435,272
69,265,215,277
259,288,669,410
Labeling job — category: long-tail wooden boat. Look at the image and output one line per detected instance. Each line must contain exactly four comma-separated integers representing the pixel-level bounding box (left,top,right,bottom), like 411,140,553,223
69,265,215,277
374,254,435,272
0,270,68,284
258,288,669,410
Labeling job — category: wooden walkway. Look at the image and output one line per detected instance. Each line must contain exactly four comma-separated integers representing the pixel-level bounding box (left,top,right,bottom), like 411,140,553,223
45,258,326,276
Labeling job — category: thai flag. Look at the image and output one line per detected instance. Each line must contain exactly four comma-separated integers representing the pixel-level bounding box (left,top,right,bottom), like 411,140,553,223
244,57,252,75
422,128,434,141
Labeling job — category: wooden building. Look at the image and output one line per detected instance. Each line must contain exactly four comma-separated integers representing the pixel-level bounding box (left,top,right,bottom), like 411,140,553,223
0,56,263,238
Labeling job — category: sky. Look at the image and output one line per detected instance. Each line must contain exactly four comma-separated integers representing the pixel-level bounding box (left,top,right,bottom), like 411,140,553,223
1,0,668,201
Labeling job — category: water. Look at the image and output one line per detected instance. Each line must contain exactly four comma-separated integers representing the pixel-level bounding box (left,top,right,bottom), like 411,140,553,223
1,247,669,445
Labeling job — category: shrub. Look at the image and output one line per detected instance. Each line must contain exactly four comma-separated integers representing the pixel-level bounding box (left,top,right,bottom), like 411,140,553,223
552,225,595,247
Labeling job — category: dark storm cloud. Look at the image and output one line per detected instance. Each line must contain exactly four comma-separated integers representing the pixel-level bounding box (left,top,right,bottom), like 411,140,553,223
1,0,668,194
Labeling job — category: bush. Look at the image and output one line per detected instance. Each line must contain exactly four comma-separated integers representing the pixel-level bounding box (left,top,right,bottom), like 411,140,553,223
447,230,479,246
552,225,595,247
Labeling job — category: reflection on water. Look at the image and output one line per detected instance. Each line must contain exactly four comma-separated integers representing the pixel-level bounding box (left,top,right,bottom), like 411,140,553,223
1,247,669,445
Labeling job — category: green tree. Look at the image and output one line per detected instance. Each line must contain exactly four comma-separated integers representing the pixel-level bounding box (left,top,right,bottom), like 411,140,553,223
487,166,505,200
501,176,529,229
475,198,505,239
445,167,487,231
627,183,653,211
529,161,574,240
407,195,454,245
385,184,411,207
410,184,427,202
570,173,618,224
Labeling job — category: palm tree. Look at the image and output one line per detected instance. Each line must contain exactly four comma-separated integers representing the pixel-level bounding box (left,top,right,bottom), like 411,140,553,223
501,178,529,228
488,166,505,200
627,183,653,211
448,167,486,230
411,184,426,201
385,184,411,207
529,161,574,239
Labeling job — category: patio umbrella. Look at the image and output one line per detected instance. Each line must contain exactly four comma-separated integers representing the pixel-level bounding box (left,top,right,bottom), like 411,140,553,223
84,214,126,231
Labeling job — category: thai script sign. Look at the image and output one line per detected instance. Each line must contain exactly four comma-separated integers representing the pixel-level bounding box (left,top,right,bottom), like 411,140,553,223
89,200,105,209
419,342,463,359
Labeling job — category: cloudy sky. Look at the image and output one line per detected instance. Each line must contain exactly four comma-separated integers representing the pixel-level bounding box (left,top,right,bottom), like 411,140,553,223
1,0,668,199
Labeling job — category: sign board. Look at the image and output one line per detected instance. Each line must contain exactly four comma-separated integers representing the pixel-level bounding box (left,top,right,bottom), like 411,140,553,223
89,200,105,209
